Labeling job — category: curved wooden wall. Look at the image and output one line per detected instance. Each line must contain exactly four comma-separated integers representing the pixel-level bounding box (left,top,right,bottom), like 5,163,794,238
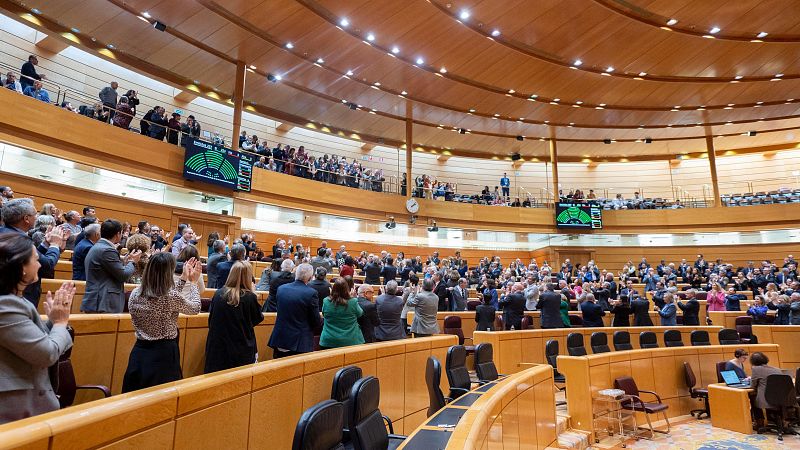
0,329,457,450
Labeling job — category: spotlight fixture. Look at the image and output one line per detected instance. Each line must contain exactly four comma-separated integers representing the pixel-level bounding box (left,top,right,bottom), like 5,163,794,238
153,21,167,32
747,131,757,136
348,102,358,110
603,139,612,144
756,31,769,38
459,10,470,20
491,29,501,37
511,153,521,160
666,18,678,26
316,58,324,64
285,42,294,49
391,46,400,54
709,26,721,34
458,128,466,134
409,215,417,225
644,137,652,144
573,59,582,66
415,57,424,65
267,74,278,82
339,18,349,27
427,220,438,233
385,217,396,229
366,33,375,42
515,135,524,141
142,11,152,18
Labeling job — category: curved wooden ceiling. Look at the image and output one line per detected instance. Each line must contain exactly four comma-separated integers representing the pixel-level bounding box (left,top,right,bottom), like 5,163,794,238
6,0,800,159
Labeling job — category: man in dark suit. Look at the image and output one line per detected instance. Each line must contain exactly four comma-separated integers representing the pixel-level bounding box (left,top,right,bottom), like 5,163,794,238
450,278,469,311
375,281,405,341
537,284,564,329
307,267,331,301
268,263,322,359
81,219,141,313
0,198,64,307
215,244,246,290
72,223,100,281
362,255,382,285
356,284,380,343
631,297,654,326
499,283,526,330
398,260,413,284
432,272,449,311
580,293,605,327
265,258,296,312
676,289,700,325
380,257,397,285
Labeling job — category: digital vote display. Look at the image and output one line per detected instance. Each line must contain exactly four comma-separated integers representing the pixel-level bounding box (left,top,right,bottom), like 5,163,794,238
183,139,253,191
555,202,602,229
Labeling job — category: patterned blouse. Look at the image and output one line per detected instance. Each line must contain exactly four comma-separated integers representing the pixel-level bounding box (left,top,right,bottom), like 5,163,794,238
128,280,201,341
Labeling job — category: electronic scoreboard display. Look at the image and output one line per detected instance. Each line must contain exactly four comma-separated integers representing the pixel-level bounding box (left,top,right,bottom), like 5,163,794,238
555,202,602,229
183,139,254,192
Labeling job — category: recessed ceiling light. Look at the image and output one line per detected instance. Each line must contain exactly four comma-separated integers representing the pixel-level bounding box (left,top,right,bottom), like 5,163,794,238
107,44,115,49
573,59,582,66
285,42,294,49
605,66,614,72
316,58,324,64
491,29,501,37
493,113,500,117
249,65,257,70
340,18,349,27
709,26,721,34
508,89,515,94
756,101,764,104
439,67,447,73
756,31,769,38
373,82,381,86
345,70,354,76
138,16,149,23
366,33,375,41
544,120,550,123
638,72,647,77
341,99,347,103
391,46,399,54
666,18,678,26
734,75,743,80
142,11,151,18
459,10,470,20
401,90,408,95
530,94,538,98
469,108,475,112
775,73,784,77
70,27,80,33
274,74,282,81
553,98,560,102
415,57,424,65
599,103,607,107
576,100,583,104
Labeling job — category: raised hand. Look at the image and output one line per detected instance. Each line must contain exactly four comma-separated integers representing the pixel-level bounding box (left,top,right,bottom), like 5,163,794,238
44,282,75,325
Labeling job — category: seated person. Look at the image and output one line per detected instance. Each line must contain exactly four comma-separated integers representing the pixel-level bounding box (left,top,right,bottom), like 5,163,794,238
724,349,749,381
749,352,793,427
747,296,769,324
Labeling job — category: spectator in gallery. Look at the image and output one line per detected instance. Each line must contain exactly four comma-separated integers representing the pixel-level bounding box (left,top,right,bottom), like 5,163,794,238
20,55,45,91
112,96,134,130
166,112,182,145
23,80,50,103
98,81,119,122
124,89,139,116
0,186,14,204
4,72,21,93
147,107,168,141
180,115,201,147
500,173,510,200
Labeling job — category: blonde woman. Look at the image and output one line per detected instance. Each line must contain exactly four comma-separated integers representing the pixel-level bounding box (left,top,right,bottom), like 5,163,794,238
204,261,264,373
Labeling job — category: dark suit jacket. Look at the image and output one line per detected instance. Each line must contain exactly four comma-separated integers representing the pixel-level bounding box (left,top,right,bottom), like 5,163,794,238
631,299,654,326
475,304,496,332
398,267,412,284
450,286,468,311
499,292,526,330
362,262,381,285
267,280,322,353
0,226,60,307
434,282,449,311
380,265,397,285
307,279,331,303
81,238,133,313
610,304,631,327
677,299,700,325
537,291,564,329
71,238,93,281
357,298,380,343
265,271,295,312
581,302,605,327
375,294,405,340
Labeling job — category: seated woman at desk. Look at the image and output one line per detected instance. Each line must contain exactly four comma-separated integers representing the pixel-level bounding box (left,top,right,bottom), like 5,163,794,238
724,349,749,380
749,352,791,427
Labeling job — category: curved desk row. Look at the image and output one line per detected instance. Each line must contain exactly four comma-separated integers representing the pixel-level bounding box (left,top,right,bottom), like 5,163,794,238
399,364,557,449
557,344,781,440
0,335,457,450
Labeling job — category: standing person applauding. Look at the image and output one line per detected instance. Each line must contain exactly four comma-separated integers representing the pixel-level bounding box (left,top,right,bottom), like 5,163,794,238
0,233,75,424
122,253,202,392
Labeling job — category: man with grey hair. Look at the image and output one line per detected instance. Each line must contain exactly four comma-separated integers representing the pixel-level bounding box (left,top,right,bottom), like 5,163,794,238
499,282,526,330
265,258,296,312
523,275,540,310
375,280,405,341
356,284,379,343
0,198,65,306
307,266,331,302
206,239,227,288
72,223,100,281
215,243,245,290
450,277,469,311
60,210,82,250
268,262,322,359
789,293,800,325
363,253,381,285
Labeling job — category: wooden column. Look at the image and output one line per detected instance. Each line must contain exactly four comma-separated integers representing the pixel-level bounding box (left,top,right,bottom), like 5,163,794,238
231,61,246,148
703,113,721,207
548,129,559,204
405,99,413,198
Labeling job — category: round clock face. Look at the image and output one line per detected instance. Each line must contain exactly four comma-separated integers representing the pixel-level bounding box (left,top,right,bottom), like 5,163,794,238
406,198,419,214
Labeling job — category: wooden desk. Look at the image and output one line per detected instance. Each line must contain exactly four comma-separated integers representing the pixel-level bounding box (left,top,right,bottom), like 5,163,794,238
708,383,754,435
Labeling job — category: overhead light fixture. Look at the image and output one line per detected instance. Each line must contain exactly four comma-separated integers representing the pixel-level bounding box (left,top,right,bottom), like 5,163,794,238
603,139,612,144
391,46,399,54
385,217,396,229
573,59,582,66
709,26,721,34
734,75,743,80
756,31,769,38
508,89,515,94
468,108,475,113
493,113,500,117
746,131,757,136
107,44,115,49
644,137,653,144
576,100,583,104
605,67,614,73
459,10,470,20
373,82,381,86
142,11,152,18
153,21,167,31
491,29,501,37
316,57,324,64
439,67,447,73
267,73,279,82
516,135,524,141
666,18,678,26
345,70,354,76
70,27,80,33
638,72,647,77
427,220,438,232
249,65,257,70
400,90,408,95
285,42,294,49
339,18,349,27
348,102,357,110
458,128,466,134
775,73,784,78
415,57,424,65
366,33,375,41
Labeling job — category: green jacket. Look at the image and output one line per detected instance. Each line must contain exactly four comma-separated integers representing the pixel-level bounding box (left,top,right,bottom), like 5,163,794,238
320,297,364,348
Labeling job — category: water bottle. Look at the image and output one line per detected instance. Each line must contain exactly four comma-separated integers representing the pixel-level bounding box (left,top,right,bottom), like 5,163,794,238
510,325,515,331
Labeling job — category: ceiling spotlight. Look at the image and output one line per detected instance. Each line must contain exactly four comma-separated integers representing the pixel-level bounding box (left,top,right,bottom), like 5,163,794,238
458,128,466,134
508,89,515,94
491,29,501,37
366,33,375,41
345,70,354,76
267,73,278,82
391,46,400,54
666,18,678,26
415,57,424,65
756,31,769,38
316,57,324,64
459,10,470,20
348,102,357,110
427,220,438,232
142,11,151,18
468,108,475,113
516,135,524,141
400,90,408,95
709,26,721,34
339,18,349,27
747,131,757,136
249,64,257,70
439,67,447,73
775,73,784,77
603,139,612,144
70,27,80,33
285,42,294,49
573,59,582,66
638,72,647,77
605,67,614,73
644,137,652,144
385,217,396,229
734,75,743,80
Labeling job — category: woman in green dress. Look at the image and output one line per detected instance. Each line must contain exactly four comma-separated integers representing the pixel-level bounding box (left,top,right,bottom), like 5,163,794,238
319,277,364,349
560,293,571,327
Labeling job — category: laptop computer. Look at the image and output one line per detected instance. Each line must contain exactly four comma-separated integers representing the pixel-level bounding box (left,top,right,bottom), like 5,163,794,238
721,370,751,388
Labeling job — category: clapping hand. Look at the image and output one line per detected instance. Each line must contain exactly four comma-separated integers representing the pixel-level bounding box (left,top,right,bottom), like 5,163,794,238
126,249,143,264
44,282,75,325
181,257,202,282
45,226,68,250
